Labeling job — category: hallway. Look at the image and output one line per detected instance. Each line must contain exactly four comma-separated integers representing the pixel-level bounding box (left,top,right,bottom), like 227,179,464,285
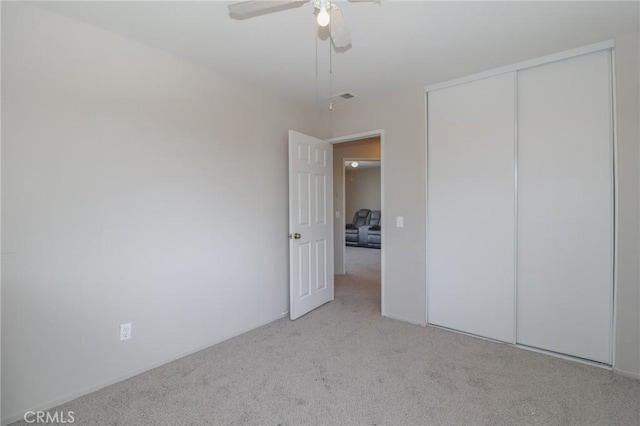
335,246,381,315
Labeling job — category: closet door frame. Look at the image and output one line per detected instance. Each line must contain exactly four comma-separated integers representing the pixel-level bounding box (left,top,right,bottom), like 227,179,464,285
424,39,617,365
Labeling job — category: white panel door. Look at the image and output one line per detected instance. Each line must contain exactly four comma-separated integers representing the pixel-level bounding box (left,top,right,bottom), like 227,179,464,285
517,50,613,363
427,73,516,343
289,130,334,320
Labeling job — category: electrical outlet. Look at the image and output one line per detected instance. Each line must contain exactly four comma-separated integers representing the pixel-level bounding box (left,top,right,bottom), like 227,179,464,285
120,323,132,341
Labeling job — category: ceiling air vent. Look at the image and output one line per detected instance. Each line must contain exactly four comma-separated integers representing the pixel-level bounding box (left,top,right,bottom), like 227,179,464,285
328,92,356,102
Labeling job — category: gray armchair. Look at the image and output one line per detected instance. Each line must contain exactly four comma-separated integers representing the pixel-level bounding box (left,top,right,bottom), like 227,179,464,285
367,210,381,249
345,209,381,248
346,209,371,246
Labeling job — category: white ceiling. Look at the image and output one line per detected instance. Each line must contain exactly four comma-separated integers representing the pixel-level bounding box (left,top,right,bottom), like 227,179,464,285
34,1,639,107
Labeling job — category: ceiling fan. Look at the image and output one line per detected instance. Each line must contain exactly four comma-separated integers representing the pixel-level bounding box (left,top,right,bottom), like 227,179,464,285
228,0,379,50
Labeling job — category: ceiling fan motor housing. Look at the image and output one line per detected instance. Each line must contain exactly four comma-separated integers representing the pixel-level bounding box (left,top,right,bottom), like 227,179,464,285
314,0,331,10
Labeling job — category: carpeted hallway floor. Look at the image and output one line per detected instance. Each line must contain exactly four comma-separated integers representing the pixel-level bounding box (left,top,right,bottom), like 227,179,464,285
14,247,639,425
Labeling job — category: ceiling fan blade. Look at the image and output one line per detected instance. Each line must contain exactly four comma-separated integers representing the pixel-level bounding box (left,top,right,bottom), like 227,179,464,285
229,1,307,20
329,5,351,49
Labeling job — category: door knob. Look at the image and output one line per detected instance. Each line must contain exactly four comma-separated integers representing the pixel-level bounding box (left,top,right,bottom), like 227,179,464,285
289,233,302,239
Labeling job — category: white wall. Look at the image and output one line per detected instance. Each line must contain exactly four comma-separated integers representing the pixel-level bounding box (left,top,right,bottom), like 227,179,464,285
331,90,427,325
613,32,640,377
331,36,640,373
1,3,328,422
345,167,381,224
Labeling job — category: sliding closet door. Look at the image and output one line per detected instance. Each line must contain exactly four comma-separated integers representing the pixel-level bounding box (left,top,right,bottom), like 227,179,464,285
427,73,515,343
517,50,613,363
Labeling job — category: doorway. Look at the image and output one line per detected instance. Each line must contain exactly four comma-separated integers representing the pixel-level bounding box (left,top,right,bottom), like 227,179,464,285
330,132,384,315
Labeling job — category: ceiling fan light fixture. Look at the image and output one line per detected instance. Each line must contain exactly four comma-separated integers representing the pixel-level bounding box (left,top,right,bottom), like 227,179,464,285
317,6,330,27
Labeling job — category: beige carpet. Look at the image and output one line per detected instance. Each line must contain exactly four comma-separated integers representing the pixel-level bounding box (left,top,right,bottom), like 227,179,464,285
13,246,639,425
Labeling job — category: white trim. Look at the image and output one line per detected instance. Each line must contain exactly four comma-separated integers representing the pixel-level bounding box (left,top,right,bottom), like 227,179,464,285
1,311,289,426
610,47,619,368
330,130,386,316
424,91,430,326
328,129,384,144
425,40,615,93
427,323,510,345
380,132,386,316
384,313,426,327
339,160,346,275
429,323,616,372
613,368,640,381
515,344,613,371
512,71,519,345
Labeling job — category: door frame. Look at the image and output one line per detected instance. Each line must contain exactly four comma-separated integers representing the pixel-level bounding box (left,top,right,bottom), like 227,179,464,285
343,157,381,274
329,130,386,317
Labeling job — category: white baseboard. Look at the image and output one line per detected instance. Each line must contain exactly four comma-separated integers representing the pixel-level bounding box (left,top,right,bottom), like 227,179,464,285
2,311,289,426
613,367,640,380
425,323,510,345
423,324,637,378
382,312,426,326
514,344,612,370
